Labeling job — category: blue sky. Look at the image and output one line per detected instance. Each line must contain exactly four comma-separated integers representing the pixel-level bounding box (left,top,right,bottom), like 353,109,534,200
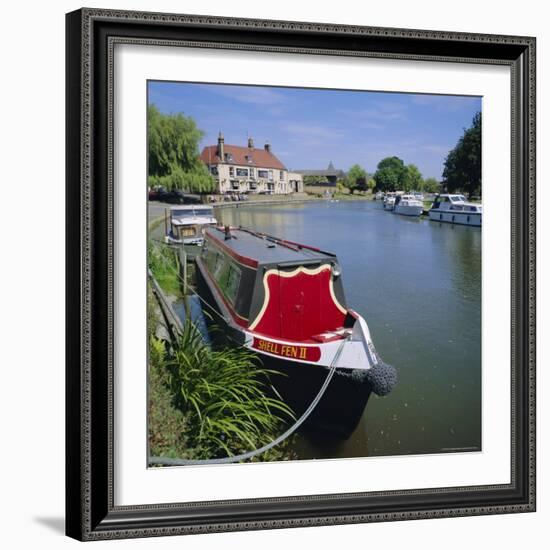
148,81,481,180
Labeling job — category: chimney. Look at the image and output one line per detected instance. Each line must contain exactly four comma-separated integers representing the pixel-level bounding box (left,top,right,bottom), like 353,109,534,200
247,136,254,149
264,141,271,154
217,131,225,160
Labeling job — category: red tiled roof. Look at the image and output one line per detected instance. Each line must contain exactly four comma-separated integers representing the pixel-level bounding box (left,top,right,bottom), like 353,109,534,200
200,144,286,170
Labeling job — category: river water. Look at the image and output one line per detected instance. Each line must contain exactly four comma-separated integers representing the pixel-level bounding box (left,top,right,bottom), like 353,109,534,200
218,200,481,459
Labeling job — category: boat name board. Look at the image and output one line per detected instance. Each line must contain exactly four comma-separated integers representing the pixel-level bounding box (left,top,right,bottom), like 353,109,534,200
252,337,321,362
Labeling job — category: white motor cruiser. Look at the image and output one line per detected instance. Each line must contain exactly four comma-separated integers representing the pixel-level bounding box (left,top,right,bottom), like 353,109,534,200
393,194,423,217
164,205,218,245
428,194,482,227
383,193,397,211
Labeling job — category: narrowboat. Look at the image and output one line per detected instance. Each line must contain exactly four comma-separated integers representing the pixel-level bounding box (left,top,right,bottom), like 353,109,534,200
164,205,217,245
195,226,397,437
428,194,482,226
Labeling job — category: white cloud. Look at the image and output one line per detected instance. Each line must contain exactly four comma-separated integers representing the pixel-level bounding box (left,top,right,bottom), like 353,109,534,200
335,101,407,128
197,84,286,106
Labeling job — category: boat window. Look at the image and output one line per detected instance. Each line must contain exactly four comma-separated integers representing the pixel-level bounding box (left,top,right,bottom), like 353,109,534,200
223,264,242,304
213,258,241,305
213,253,226,281
203,247,217,272
171,209,191,218
193,208,213,217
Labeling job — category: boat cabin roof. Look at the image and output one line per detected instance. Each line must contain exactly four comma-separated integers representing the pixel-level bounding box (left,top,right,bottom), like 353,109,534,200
169,205,215,221
169,205,213,212
437,194,467,202
205,226,336,267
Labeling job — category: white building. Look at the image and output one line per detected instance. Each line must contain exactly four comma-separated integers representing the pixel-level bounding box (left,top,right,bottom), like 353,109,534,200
200,133,303,195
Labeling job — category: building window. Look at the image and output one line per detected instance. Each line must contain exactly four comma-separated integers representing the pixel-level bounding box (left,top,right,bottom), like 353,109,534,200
258,169,268,179
268,170,273,181
279,171,284,180
229,166,234,176
210,166,218,176
236,168,248,177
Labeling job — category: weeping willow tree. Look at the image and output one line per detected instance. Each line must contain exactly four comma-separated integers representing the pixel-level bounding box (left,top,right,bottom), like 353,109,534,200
148,104,215,193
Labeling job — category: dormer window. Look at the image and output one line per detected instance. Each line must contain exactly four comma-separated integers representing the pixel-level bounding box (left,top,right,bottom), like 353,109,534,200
224,153,233,162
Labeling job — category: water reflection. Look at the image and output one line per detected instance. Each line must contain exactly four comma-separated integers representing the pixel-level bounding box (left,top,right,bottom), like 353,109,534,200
219,201,481,458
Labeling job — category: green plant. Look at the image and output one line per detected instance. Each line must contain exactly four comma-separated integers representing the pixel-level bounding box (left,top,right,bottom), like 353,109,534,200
164,322,295,460
149,336,201,459
148,241,181,296
344,164,368,194
423,177,441,193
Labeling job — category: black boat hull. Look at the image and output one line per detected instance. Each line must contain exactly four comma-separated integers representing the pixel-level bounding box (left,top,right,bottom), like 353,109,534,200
196,260,371,438
260,355,372,438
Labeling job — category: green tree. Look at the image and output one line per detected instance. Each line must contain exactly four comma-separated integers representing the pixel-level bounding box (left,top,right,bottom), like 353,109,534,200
303,175,323,186
373,156,407,192
442,112,481,199
423,177,441,193
344,164,368,194
148,104,215,193
403,164,424,192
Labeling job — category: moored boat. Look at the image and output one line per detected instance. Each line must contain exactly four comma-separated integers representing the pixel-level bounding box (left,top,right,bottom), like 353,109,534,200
428,194,482,226
393,194,423,217
164,205,217,245
383,193,396,210
195,226,397,437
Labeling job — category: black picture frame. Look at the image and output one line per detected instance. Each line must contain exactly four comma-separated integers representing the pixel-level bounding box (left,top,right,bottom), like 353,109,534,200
66,8,536,541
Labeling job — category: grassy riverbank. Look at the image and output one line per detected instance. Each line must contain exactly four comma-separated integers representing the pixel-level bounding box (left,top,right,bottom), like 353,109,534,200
148,241,180,296
149,323,297,461
147,241,298,462
304,185,372,201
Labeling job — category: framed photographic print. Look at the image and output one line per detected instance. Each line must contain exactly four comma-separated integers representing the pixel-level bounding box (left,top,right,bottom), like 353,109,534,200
65,8,536,541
